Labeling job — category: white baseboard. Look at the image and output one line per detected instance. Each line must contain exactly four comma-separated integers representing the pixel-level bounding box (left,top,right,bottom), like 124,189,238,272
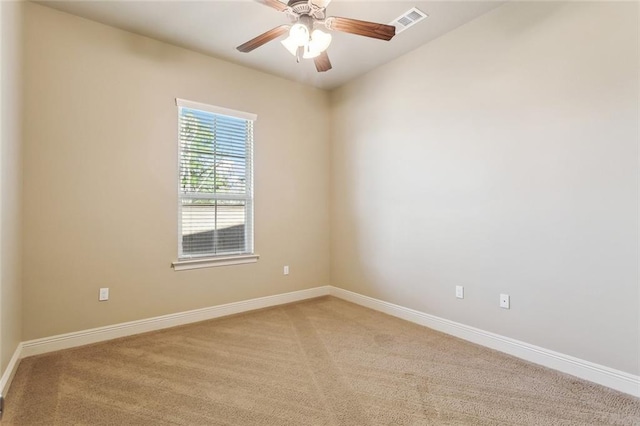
0,286,329,408
6,285,639,400
0,342,23,403
329,286,640,398
21,286,331,358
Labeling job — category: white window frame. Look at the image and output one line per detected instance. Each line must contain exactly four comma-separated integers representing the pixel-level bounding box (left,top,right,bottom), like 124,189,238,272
172,99,259,271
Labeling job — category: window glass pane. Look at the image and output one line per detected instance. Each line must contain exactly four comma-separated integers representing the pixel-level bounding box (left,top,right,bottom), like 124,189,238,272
181,199,247,256
180,108,250,196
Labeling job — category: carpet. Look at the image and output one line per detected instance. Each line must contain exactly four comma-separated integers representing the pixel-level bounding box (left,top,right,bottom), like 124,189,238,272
3,296,639,425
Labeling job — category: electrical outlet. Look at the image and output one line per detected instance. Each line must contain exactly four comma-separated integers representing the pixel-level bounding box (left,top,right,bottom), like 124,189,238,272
500,294,510,309
99,287,109,301
455,286,464,299
283,265,289,275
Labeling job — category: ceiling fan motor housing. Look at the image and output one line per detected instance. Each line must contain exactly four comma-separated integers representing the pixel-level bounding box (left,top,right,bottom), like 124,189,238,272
297,15,314,32
288,0,310,11
286,0,325,21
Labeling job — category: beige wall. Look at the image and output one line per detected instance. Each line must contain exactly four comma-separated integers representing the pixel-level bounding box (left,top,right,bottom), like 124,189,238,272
13,0,640,379
0,0,24,376
330,1,639,374
21,3,330,340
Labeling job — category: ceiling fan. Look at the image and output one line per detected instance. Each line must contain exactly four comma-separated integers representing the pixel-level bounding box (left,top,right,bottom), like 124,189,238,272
236,0,396,72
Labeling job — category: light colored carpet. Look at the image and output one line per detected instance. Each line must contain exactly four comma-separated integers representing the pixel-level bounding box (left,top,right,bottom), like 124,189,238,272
3,296,639,425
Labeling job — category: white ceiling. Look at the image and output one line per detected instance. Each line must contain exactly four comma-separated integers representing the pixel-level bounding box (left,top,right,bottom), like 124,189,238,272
37,0,504,90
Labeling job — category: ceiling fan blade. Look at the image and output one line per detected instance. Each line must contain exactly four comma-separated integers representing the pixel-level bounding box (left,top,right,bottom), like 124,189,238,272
236,25,290,53
326,16,395,41
258,0,288,12
314,51,332,72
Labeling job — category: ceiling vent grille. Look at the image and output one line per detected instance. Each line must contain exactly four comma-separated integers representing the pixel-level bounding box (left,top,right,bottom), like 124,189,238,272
390,7,428,34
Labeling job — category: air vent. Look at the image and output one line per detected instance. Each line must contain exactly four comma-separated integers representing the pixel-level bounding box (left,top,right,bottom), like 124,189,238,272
390,7,428,34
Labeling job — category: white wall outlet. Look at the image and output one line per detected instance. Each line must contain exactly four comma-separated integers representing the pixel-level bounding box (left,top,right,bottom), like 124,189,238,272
283,265,289,275
500,293,510,309
455,286,464,299
99,287,109,301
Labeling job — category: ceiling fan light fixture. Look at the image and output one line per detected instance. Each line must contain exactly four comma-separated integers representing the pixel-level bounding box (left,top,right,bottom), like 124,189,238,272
302,46,320,59
280,35,299,56
311,29,331,51
303,29,332,58
289,22,310,46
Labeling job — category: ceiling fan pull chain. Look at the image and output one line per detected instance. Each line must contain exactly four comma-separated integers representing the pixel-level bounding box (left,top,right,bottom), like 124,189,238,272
296,45,303,63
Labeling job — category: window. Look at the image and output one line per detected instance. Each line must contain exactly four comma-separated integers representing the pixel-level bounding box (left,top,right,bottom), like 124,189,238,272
173,99,258,270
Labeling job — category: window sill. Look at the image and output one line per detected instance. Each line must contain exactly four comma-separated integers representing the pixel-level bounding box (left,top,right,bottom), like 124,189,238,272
172,254,260,271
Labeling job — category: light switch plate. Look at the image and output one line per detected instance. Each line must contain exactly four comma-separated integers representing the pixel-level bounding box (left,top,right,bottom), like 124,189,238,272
99,287,109,301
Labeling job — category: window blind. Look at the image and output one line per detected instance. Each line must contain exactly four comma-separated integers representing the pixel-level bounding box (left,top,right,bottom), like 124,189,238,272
177,99,255,258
